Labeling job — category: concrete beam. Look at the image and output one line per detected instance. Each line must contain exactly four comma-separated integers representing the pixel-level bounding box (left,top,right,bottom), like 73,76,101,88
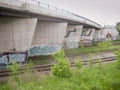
0,17,37,52
0,0,101,29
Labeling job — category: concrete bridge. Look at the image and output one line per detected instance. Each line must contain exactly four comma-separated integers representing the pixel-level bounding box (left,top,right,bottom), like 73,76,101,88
0,0,101,56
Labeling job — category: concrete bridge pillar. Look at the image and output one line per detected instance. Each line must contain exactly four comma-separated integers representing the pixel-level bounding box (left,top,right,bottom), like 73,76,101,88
29,21,67,56
64,25,83,49
81,28,95,40
0,17,37,52
94,30,102,41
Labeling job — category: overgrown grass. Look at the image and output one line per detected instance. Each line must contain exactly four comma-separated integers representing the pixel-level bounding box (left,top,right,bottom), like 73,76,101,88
0,50,120,90
65,41,120,55
0,62,120,90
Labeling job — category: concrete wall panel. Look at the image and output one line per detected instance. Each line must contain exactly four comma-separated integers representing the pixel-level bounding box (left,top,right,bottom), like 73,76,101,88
30,21,67,56
32,21,67,45
0,17,37,52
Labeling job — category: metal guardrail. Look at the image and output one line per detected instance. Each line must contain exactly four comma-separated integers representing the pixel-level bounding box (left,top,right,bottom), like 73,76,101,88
18,0,101,28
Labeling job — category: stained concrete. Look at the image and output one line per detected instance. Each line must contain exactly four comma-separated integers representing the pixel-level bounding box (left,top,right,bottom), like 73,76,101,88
32,21,67,46
0,17,37,52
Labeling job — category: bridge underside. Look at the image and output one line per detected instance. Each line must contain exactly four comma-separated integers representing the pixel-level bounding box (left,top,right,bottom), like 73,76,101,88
0,8,99,29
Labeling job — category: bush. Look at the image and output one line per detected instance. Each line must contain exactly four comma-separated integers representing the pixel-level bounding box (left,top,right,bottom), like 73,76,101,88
79,84,89,90
90,84,103,90
111,79,120,90
8,62,21,75
75,58,83,69
52,50,71,78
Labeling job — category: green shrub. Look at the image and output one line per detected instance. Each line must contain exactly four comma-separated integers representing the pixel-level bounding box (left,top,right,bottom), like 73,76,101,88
79,84,89,90
24,62,34,74
90,84,103,90
52,50,71,78
75,58,83,69
115,50,120,68
111,79,120,90
98,59,102,69
8,62,21,75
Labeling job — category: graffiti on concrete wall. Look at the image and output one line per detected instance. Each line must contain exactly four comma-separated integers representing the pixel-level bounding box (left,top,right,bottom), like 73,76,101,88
0,53,26,68
28,45,62,56
66,41,79,49
9,54,26,63
0,56,8,65
81,29,92,36
64,28,77,38
65,27,82,49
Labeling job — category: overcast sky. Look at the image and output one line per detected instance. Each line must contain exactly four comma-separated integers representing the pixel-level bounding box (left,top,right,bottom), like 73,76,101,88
38,0,120,26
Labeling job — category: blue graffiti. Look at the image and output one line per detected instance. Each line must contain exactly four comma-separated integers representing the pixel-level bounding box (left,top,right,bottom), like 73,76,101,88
0,56,8,69
0,56,8,65
28,45,62,56
9,54,26,63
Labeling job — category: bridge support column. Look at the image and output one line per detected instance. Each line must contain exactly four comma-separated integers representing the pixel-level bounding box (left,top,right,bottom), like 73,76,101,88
81,28,95,40
94,30,102,41
29,21,67,56
64,25,83,49
0,17,37,52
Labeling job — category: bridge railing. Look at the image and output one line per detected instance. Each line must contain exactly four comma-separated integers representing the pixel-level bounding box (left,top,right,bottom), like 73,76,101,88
18,0,101,28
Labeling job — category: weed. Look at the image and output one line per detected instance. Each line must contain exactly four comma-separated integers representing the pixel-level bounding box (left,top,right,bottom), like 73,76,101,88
115,50,120,68
75,58,83,69
52,50,71,78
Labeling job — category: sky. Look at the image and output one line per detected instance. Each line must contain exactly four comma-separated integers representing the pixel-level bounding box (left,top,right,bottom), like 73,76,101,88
37,0,120,26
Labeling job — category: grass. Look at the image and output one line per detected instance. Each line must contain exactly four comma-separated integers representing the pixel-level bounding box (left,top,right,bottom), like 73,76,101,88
65,41,120,56
0,61,120,90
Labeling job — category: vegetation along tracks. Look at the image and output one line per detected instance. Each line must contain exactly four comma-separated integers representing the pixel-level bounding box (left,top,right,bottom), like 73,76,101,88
0,56,117,78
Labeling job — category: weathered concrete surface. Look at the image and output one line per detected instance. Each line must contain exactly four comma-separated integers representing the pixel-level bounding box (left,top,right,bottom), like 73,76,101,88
32,21,67,45
94,30,102,41
64,25,83,49
0,0,101,29
0,17,37,52
29,21,67,56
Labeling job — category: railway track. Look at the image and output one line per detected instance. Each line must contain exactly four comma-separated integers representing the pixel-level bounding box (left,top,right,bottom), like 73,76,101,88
0,56,117,78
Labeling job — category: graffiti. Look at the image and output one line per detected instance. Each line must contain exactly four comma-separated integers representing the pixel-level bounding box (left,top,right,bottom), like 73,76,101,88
64,28,77,38
9,54,26,63
0,56,8,65
0,53,26,65
81,29,92,36
28,45,62,56
0,56,8,69
65,27,82,49
66,41,79,49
